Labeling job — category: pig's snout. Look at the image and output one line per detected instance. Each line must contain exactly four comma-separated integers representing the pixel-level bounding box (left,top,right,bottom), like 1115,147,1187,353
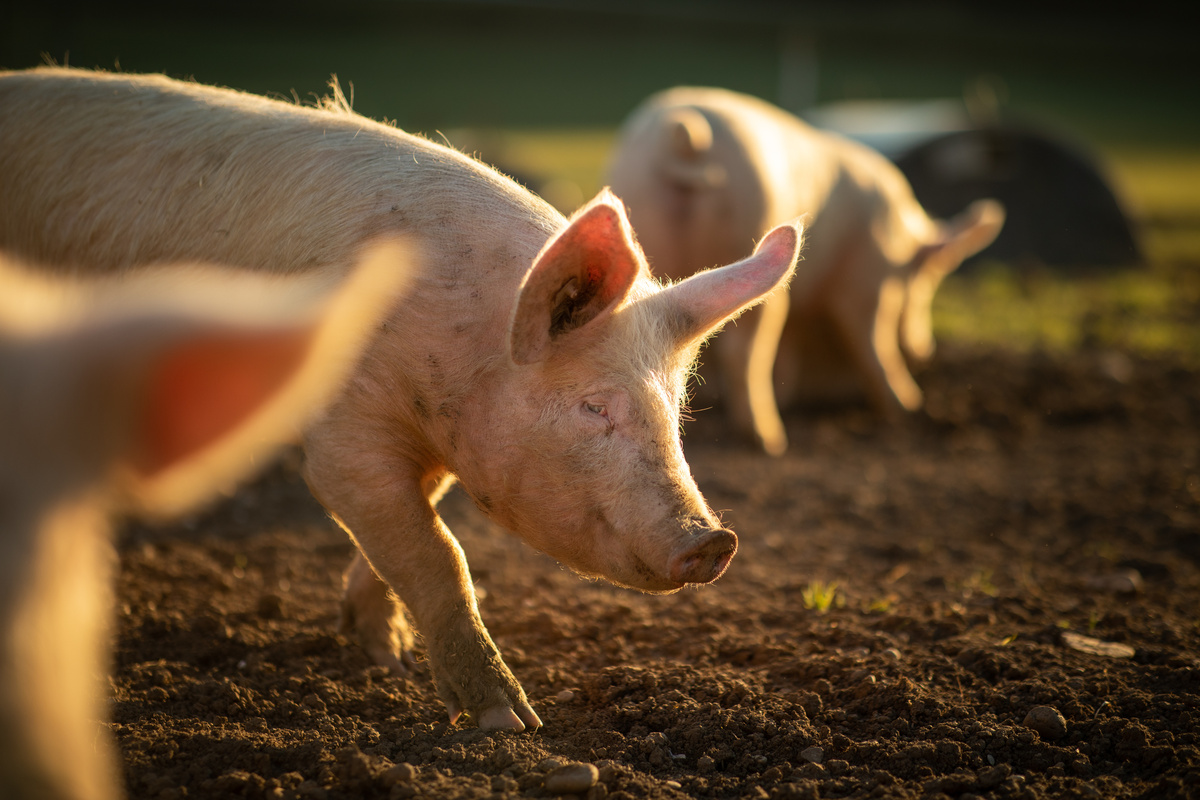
668,528,738,585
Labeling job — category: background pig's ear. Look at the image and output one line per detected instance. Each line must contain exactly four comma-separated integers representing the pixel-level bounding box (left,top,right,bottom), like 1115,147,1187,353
658,221,802,346
83,241,412,516
918,199,1006,279
945,199,1005,264
509,189,642,365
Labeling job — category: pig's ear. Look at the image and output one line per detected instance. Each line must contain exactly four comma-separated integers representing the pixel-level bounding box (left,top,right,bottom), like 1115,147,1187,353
917,199,1006,278
658,221,802,346
116,241,412,516
949,199,1006,260
509,190,642,365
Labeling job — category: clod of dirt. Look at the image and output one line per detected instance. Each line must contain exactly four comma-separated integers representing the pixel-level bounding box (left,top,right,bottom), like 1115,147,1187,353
255,592,285,619
1022,705,1068,740
380,763,417,786
543,762,599,794
976,763,1012,790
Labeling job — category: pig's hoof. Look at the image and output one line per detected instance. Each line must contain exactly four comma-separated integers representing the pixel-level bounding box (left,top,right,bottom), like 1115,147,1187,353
478,703,542,731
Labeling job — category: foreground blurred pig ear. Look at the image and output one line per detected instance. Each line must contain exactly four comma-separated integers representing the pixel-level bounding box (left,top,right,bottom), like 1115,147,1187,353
117,241,413,516
658,221,802,346
509,189,642,365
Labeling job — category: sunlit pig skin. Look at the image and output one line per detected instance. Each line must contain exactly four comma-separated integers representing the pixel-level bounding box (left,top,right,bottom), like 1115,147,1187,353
0,68,802,731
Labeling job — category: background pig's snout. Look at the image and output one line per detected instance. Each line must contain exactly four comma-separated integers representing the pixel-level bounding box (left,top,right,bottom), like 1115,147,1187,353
668,528,738,585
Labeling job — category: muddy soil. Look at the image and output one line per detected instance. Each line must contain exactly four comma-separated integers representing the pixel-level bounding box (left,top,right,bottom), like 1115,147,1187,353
113,343,1200,800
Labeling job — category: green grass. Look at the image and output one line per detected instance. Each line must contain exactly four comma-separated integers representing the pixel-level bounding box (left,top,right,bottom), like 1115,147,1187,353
1102,147,1200,222
933,261,1200,362
935,145,1200,362
800,581,842,614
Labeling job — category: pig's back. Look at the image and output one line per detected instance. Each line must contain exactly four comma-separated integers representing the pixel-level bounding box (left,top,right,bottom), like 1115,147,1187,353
0,68,558,285
608,87,778,278
609,87,842,280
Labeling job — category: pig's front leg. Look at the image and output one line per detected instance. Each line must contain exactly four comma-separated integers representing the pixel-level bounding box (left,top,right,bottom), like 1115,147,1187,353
305,444,540,731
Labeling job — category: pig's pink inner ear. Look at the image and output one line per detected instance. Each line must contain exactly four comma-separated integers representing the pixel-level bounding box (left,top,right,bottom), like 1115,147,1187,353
509,195,641,365
132,327,314,478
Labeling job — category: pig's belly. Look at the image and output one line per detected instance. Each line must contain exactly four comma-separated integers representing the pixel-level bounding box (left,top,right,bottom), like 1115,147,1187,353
775,308,867,408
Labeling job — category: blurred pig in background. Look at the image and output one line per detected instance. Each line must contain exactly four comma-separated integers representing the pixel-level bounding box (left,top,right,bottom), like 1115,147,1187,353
608,86,1005,455
0,244,410,800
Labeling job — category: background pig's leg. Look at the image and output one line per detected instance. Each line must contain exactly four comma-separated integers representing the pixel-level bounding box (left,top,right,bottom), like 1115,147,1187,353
339,552,415,672
305,443,539,731
712,294,789,456
745,290,790,456
830,274,923,417
338,471,456,672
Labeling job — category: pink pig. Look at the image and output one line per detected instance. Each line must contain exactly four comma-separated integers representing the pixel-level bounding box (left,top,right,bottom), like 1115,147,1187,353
608,87,1005,455
0,245,410,800
0,68,802,730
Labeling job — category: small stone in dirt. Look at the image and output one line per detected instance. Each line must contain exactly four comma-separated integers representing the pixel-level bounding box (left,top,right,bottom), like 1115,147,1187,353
543,762,599,795
537,757,567,772
555,689,576,702
380,763,416,786
1022,706,1067,740
1086,569,1143,595
800,746,824,764
1061,631,1135,659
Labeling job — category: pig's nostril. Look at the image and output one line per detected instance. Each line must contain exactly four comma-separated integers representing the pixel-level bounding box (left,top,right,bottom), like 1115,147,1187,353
669,528,738,584
711,547,735,576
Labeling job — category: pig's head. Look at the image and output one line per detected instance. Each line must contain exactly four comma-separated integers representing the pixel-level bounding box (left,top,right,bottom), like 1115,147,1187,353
455,190,800,593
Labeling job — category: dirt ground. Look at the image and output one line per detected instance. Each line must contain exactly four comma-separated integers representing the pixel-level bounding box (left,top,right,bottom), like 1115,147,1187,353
112,342,1200,800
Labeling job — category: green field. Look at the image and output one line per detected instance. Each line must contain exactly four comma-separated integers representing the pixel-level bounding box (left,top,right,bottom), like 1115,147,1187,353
933,148,1200,362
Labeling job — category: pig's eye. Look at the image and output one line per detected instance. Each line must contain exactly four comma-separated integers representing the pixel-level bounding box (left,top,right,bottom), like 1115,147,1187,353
584,401,607,417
